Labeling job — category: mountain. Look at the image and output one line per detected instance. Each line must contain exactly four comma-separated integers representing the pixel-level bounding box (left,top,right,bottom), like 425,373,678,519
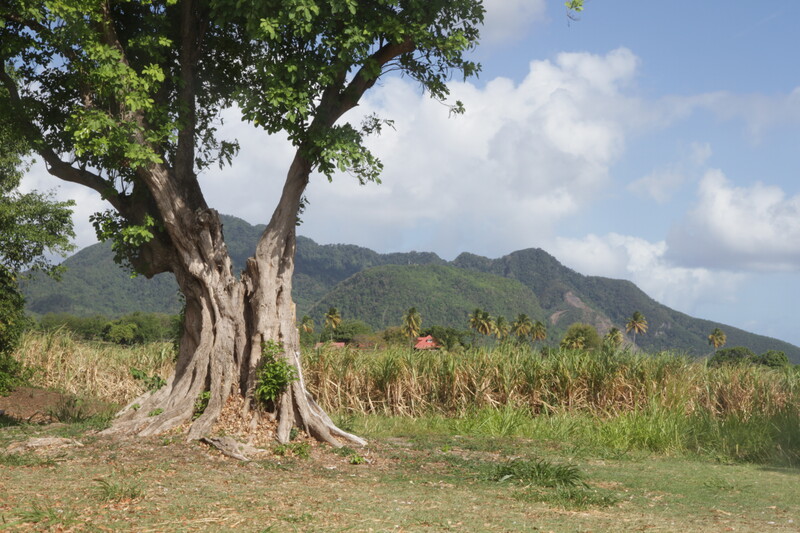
20,215,800,362
306,264,546,331
452,248,798,358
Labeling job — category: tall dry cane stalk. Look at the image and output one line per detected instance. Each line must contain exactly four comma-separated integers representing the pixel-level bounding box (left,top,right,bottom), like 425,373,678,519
14,330,174,405
13,331,800,421
304,345,800,420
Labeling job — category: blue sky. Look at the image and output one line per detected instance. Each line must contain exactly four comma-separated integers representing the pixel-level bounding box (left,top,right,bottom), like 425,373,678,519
21,1,800,346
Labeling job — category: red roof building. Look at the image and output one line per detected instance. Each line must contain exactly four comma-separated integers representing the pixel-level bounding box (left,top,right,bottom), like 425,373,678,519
414,335,440,350
314,342,347,349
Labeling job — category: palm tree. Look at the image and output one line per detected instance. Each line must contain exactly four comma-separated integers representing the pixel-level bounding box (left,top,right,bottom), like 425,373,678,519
604,327,624,349
477,310,496,337
531,320,547,347
402,307,422,341
625,311,648,349
299,315,314,334
561,334,586,350
494,315,510,342
468,308,483,345
324,307,342,331
468,308,482,334
511,313,533,341
708,327,726,352
468,308,495,341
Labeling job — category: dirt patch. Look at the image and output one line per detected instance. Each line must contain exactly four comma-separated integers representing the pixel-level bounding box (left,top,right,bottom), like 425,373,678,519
0,387,72,423
0,386,112,424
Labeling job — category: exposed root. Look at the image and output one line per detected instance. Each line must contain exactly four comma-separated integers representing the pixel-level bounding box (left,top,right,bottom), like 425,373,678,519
200,436,269,461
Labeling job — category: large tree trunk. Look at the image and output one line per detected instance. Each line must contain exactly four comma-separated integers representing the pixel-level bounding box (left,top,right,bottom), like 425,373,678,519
242,155,365,446
104,159,365,448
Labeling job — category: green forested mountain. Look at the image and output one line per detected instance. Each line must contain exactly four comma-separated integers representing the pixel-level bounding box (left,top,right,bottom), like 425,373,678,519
20,215,800,362
452,249,799,359
21,242,182,317
307,264,546,331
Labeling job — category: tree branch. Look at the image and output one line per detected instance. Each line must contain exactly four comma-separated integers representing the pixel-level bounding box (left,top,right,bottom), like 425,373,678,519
0,66,128,213
175,0,202,180
336,38,415,118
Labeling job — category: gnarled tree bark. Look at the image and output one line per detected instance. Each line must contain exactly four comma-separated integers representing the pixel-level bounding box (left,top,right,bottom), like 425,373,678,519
103,155,365,447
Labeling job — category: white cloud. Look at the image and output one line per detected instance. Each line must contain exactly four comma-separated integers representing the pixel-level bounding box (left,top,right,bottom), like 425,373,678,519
22,47,647,261
628,168,686,204
690,142,712,166
706,87,800,141
549,233,745,314
627,142,712,204
667,170,800,271
481,0,548,43
296,48,640,258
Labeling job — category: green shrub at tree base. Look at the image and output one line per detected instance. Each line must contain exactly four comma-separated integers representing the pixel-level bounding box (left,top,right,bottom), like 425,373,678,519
254,341,298,407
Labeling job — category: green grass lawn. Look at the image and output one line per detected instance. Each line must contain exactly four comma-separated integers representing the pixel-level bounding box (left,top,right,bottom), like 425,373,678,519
2,414,798,532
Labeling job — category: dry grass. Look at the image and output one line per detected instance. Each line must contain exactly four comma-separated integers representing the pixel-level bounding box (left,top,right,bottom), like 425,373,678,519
14,329,174,406
12,331,800,423
305,345,799,419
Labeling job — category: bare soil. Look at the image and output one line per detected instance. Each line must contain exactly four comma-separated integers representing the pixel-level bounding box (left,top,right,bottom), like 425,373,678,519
0,386,74,423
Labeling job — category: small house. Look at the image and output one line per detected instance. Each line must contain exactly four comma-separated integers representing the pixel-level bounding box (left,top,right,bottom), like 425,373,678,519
414,335,440,350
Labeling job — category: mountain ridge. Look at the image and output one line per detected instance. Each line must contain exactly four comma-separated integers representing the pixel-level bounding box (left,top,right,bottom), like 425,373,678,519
20,215,800,362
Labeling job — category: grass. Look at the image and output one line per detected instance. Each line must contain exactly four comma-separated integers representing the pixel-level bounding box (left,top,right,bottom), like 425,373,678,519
0,451,56,467
14,329,174,405
486,457,587,488
94,471,146,501
3,416,797,532
3,331,800,530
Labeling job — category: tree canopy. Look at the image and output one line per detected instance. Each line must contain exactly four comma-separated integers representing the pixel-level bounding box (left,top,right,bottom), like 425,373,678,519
1,117,74,392
0,0,487,443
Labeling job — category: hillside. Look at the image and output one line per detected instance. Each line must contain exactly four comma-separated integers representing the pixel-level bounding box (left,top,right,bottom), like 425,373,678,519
453,248,799,358
306,264,547,331
20,215,800,361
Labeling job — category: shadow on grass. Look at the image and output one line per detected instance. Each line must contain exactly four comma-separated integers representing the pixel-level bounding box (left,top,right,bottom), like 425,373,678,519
0,411,21,427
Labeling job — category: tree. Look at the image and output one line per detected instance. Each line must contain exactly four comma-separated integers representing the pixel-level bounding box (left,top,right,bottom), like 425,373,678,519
531,320,548,347
707,328,726,352
324,307,342,332
330,319,372,344
468,308,482,337
511,313,533,342
1,118,75,393
423,325,468,352
401,307,422,342
468,308,495,345
604,327,624,349
477,310,496,337
751,350,789,368
0,1,483,444
709,346,755,367
494,315,510,342
299,315,314,334
560,323,601,351
625,311,648,349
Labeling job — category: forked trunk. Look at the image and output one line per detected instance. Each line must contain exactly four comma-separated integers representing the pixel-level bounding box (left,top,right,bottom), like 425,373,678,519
105,160,365,448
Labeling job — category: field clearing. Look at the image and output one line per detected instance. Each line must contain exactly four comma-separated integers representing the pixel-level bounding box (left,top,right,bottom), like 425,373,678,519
1,416,799,532
2,332,799,531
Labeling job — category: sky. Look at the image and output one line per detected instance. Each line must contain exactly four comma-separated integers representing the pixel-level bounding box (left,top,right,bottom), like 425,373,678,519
20,0,800,346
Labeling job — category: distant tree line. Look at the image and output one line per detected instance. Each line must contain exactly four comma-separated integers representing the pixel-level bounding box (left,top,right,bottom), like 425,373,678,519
38,312,179,345
25,308,795,370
